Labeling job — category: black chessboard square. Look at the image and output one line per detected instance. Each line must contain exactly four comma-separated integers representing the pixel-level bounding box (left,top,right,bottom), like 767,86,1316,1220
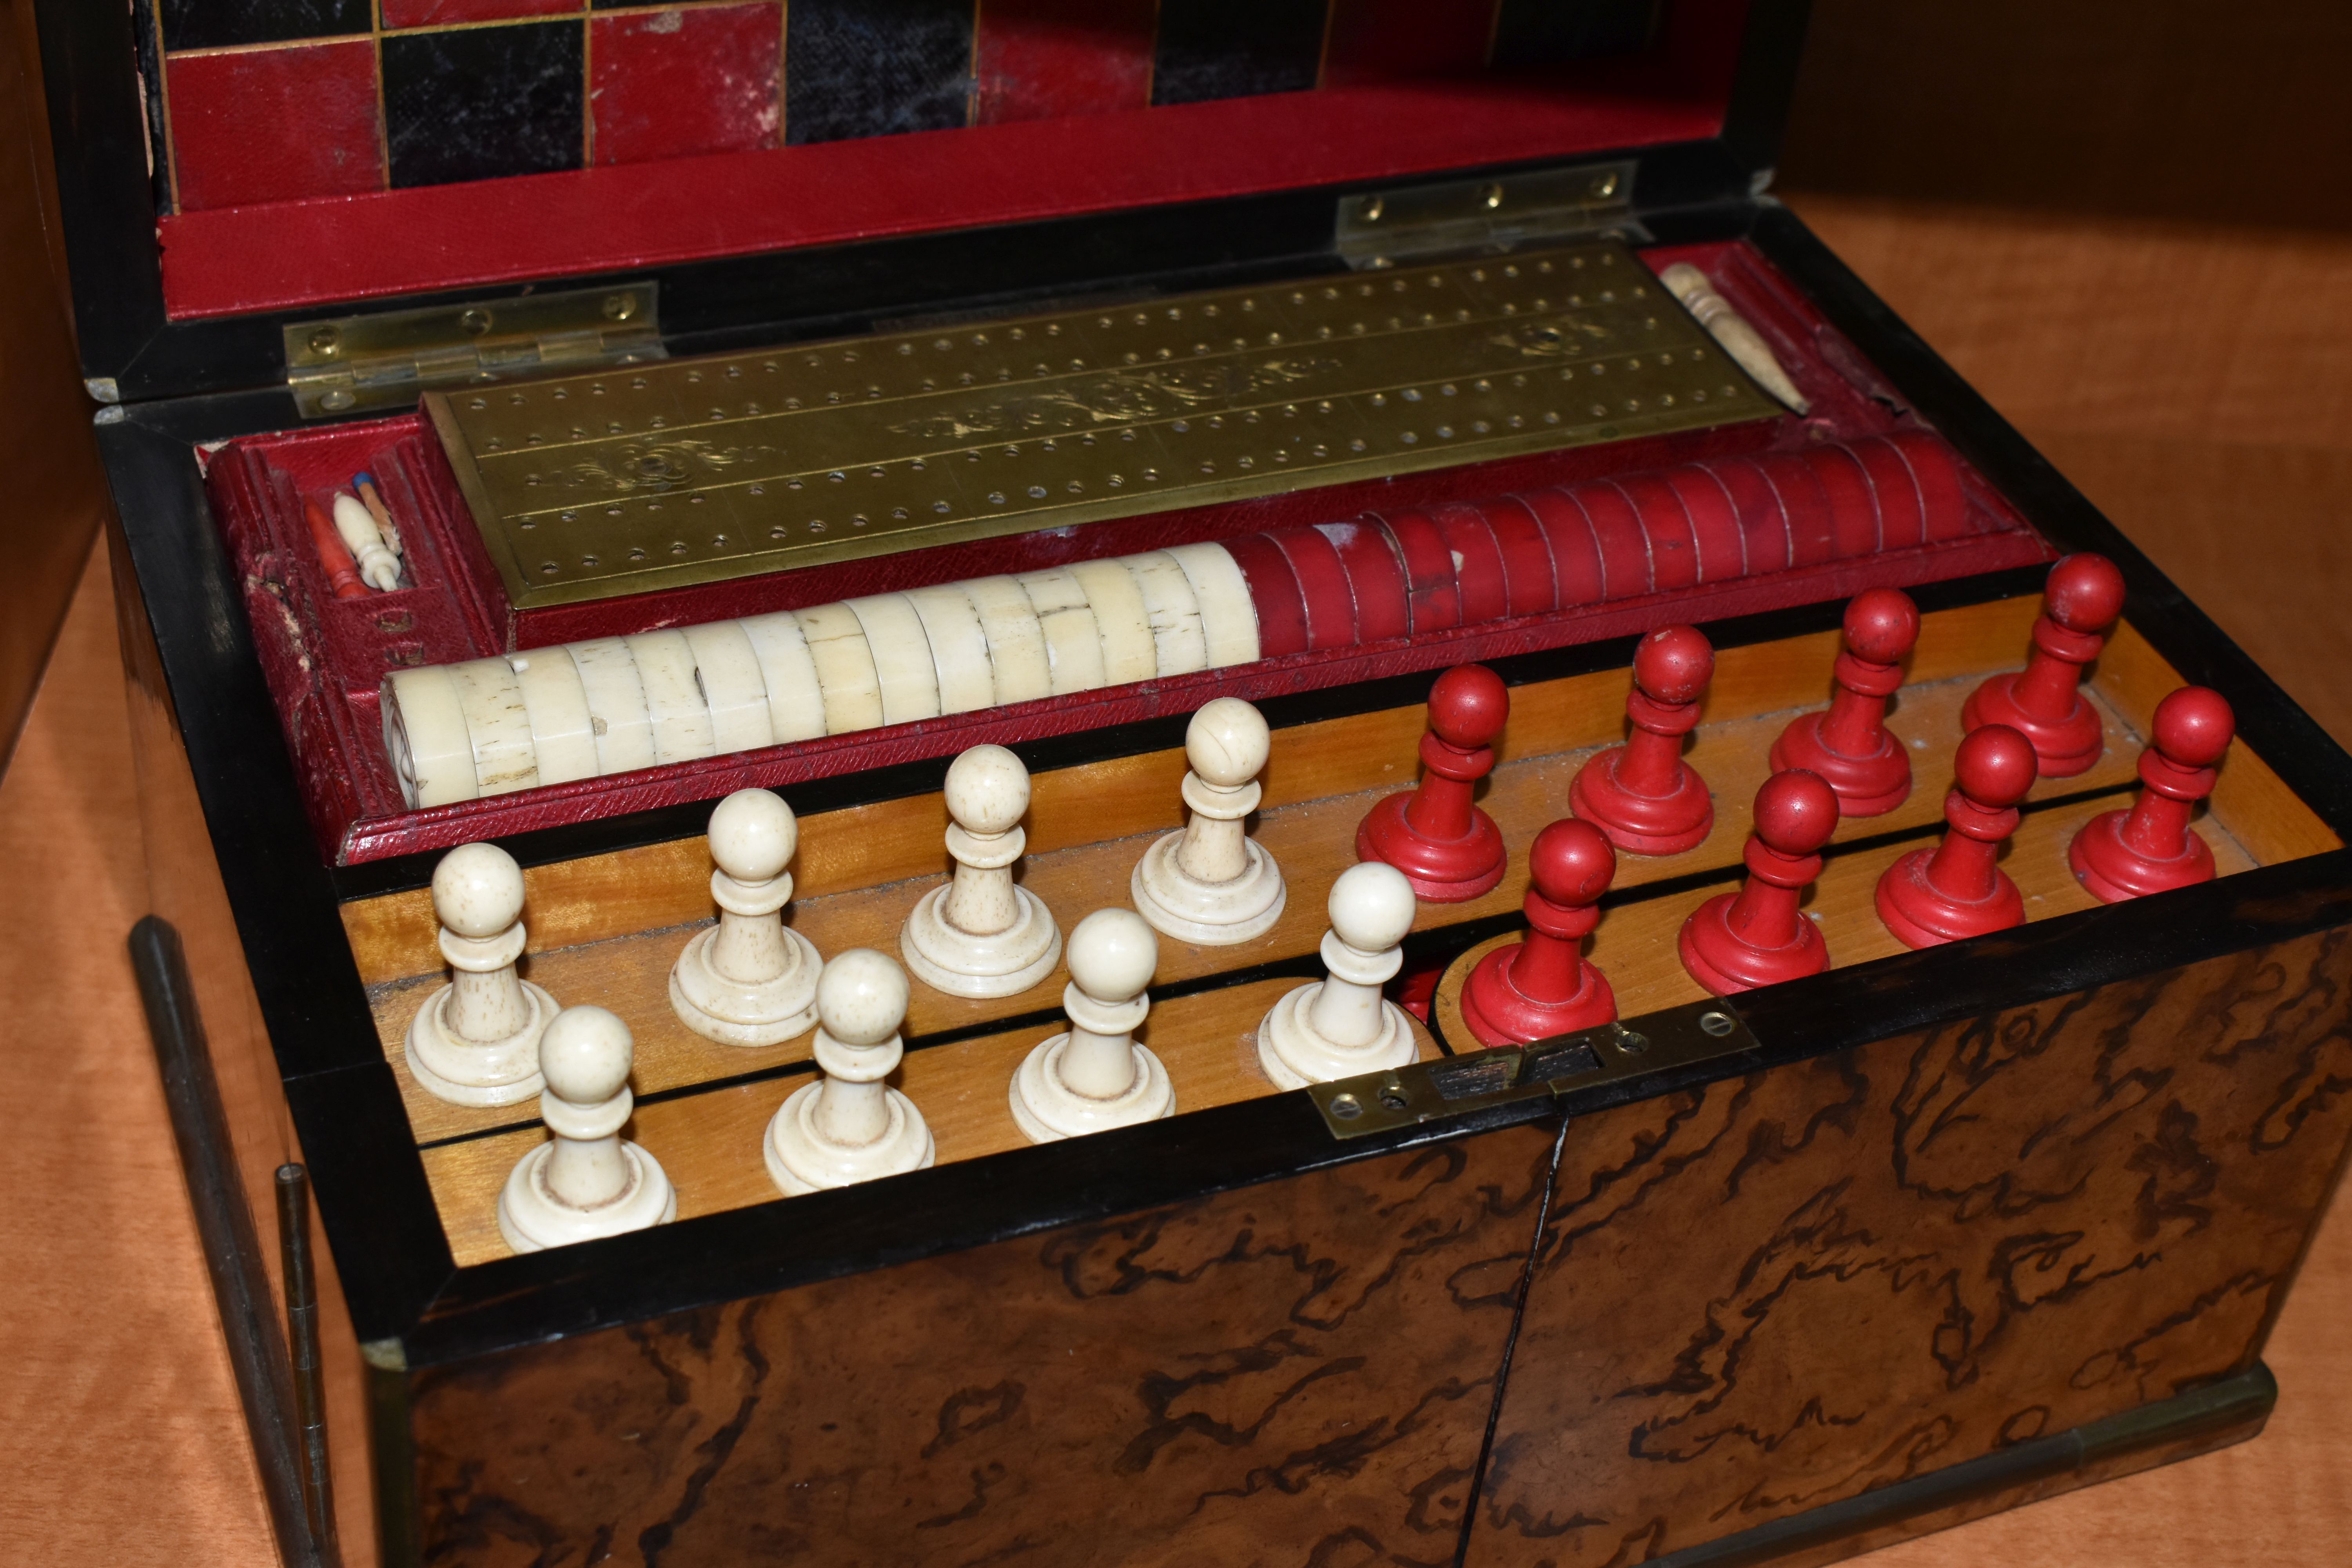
383,22,586,189
159,0,372,52
784,0,975,146
1151,0,1328,107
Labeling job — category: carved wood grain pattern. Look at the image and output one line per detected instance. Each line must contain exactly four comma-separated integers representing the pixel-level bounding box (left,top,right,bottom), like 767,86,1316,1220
1466,926,2352,1568
405,1119,1561,1568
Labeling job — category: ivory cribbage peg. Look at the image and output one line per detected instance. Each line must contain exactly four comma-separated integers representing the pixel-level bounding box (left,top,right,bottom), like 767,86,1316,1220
1658,263,1810,415
1010,907,1174,1143
331,492,402,591
671,789,823,1046
900,745,1063,998
405,842,557,1106
497,1005,675,1253
1256,860,1419,1089
1131,697,1287,945
765,949,936,1195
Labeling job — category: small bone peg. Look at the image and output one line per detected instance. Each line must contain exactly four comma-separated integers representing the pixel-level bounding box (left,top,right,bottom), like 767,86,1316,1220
1659,263,1811,414
332,492,401,592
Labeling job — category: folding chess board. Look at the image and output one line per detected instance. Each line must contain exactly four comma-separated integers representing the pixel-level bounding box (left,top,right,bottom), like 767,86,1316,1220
44,1,2352,1564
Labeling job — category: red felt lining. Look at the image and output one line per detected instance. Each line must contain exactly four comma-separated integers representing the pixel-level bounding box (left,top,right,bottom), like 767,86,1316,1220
152,0,1749,319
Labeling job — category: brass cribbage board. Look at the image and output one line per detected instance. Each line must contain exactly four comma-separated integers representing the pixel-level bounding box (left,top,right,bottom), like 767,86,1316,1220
426,238,1774,609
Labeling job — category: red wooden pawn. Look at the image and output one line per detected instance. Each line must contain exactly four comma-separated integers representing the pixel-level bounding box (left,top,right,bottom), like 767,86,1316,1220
1459,818,1617,1047
1770,588,1919,815
1571,625,1716,855
1356,664,1510,900
1679,769,1840,995
2069,686,2234,903
1876,724,2038,948
1962,554,2125,777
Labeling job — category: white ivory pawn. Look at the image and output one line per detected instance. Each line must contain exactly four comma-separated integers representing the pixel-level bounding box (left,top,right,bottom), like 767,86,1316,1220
405,842,556,1106
670,789,822,1046
900,745,1063,997
497,1005,675,1253
1131,697,1287,945
1257,861,1419,1089
766,949,936,1195
1010,907,1175,1143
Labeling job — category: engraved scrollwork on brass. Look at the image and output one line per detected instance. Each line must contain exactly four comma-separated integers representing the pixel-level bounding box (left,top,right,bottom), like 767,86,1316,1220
551,440,782,498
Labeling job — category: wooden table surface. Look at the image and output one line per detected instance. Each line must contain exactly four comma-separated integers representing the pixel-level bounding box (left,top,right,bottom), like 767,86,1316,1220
2,196,2347,1564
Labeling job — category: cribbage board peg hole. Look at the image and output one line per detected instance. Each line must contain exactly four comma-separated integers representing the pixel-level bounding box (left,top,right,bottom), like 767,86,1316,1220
670,789,822,1046
405,842,555,1107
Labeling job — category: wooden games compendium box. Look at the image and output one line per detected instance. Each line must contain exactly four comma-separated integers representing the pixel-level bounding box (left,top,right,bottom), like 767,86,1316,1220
38,1,2352,1564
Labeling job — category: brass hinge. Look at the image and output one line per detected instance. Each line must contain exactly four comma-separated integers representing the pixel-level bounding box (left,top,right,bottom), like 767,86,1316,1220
1308,998,1758,1139
1335,160,1643,271
284,283,665,418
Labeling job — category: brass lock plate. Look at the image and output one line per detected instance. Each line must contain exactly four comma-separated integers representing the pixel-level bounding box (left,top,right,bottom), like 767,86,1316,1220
1309,1000,1760,1139
425,237,1773,610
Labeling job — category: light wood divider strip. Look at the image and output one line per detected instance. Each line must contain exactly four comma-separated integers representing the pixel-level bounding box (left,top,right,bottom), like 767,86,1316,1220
1430,792,2259,1055
374,673,2147,1145
343,595,2046,983
2089,619,2341,866
422,975,1436,1269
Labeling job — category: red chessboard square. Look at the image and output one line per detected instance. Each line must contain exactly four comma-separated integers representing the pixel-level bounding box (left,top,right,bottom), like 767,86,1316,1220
381,0,581,25
167,40,382,212
591,3,784,165
973,0,1154,125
